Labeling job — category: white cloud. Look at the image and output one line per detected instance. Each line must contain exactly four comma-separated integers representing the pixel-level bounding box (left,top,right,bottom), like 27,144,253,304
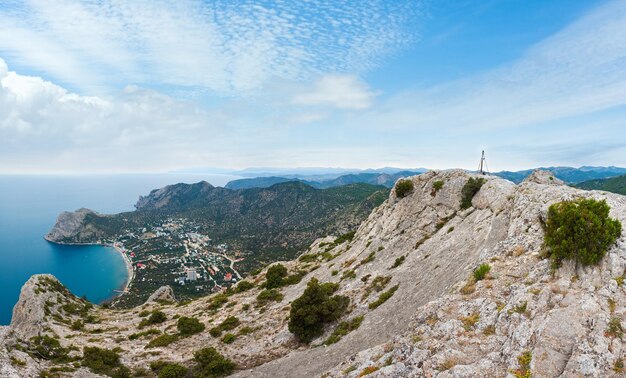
0,1,421,95
292,75,376,110
358,0,626,134
3,1,626,173
0,58,7,78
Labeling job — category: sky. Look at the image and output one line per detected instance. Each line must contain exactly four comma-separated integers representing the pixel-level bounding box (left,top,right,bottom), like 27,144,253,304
1,0,626,174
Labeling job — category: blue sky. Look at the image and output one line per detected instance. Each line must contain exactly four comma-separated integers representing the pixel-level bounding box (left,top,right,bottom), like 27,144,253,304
0,0,624,173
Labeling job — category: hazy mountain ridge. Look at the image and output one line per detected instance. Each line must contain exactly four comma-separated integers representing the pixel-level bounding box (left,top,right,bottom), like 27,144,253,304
225,166,626,190
224,171,426,190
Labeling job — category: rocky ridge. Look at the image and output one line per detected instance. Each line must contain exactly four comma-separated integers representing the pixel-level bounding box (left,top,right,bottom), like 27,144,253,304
2,169,624,377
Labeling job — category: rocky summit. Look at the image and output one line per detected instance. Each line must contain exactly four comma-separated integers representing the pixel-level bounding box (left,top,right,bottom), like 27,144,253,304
2,170,625,377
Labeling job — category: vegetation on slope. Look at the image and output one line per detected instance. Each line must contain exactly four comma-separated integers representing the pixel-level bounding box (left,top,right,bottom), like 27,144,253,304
577,174,626,195
288,278,350,343
460,177,486,209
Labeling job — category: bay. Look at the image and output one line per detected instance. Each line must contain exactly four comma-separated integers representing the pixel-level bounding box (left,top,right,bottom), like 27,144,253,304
0,173,240,325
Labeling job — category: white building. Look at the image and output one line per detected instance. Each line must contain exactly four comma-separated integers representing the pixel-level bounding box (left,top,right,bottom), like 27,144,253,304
186,268,198,281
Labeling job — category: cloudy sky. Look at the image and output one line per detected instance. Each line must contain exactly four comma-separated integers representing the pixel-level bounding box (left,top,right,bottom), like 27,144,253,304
1,0,625,173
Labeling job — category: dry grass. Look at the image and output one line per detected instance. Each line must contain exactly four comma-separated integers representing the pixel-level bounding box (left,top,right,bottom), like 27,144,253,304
483,325,496,336
357,365,380,377
460,280,476,295
460,313,480,331
439,357,458,371
513,245,526,257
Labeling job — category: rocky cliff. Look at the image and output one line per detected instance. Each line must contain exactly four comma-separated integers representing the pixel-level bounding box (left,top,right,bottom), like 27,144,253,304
4,170,625,377
44,208,106,243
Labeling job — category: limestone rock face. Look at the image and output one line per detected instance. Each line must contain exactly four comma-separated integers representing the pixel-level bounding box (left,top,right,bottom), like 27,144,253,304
318,171,626,378
523,169,565,186
0,328,21,378
11,275,64,340
145,286,177,304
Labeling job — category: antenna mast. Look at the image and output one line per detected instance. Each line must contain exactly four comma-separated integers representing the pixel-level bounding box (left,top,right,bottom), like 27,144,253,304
478,150,489,175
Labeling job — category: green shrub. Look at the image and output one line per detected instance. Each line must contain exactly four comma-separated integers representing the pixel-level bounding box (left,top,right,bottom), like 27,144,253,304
265,264,288,289
256,289,284,306
510,351,532,378
145,334,178,348
177,317,205,336
390,256,405,269
369,284,399,309
157,363,187,378
150,361,170,372
28,335,69,362
234,280,254,293
606,317,624,339
362,275,391,300
221,333,236,344
299,253,318,262
283,270,307,286
473,264,491,281
209,327,222,338
82,346,125,376
238,326,254,336
207,293,229,311
150,361,187,378
218,316,240,331
193,347,235,377
544,198,622,267
395,179,414,199
324,316,364,345
359,252,376,265
334,230,356,245
70,320,84,331
139,310,167,328
288,278,350,343
341,269,356,281
460,177,486,209
433,180,444,193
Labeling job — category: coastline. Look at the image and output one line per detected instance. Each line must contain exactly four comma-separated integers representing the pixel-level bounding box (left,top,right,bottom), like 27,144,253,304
43,237,134,303
111,244,134,295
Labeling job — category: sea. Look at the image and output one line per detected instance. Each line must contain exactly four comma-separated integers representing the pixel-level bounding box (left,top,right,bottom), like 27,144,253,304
0,173,241,325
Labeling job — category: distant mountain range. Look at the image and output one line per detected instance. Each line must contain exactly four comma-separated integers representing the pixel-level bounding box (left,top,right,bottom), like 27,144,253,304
225,166,626,189
225,171,426,190
576,174,626,195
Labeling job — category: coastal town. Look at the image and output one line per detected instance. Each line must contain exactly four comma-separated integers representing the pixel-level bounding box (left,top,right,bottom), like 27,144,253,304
104,218,244,307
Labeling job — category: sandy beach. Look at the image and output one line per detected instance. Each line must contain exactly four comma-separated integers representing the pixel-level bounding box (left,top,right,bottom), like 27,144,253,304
112,244,134,295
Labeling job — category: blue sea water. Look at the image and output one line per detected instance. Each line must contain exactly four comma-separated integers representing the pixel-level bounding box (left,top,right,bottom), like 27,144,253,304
0,173,240,325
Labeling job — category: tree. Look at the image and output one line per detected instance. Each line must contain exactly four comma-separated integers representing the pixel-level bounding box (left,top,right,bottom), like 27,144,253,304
394,179,414,199
265,264,288,289
157,363,188,378
177,316,205,336
460,177,486,209
288,278,349,343
544,198,621,267
82,347,123,376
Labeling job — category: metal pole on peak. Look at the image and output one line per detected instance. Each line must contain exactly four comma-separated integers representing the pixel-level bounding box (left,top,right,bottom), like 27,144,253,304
478,150,489,175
